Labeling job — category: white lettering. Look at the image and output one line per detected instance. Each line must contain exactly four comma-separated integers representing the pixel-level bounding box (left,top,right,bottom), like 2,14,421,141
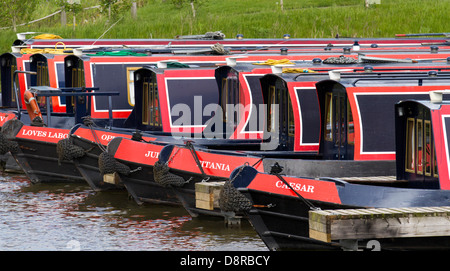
224,256,270,266
199,160,231,172
275,180,315,193
144,151,159,158
101,134,116,141
180,255,214,269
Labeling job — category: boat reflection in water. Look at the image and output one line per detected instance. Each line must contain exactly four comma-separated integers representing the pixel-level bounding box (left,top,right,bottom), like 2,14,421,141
0,173,266,251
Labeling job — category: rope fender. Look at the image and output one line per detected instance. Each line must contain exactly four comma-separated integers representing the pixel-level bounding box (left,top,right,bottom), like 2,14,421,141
0,130,20,155
153,160,191,188
98,151,136,176
219,165,252,213
56,138,87,165
219,181,252,213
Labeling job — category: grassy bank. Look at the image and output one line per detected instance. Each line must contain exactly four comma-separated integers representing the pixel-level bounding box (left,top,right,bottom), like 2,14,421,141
0,0,448,53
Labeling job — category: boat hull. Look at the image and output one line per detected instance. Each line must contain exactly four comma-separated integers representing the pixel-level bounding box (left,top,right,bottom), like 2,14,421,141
2,119,84,183
234,166,450,250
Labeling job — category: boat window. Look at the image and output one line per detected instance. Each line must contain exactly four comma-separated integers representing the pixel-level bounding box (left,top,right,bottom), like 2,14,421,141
221,72,240,124
288,92,294,137
126,67,139,107
37,61,49,87
10,61,17,102
267,85,276,132
324,92,333,142
37,61,49,107
405,118,415,173
433,139,438,178
142,81,149,125
416,119,423,175
150,81,161,127
347,100,354,145
424,120,432,176
221,78,228,122
337,96,346,146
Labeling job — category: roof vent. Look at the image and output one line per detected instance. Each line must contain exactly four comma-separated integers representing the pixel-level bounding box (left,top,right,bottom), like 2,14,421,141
328,69,353,81
429,89,450,103
271,64,295,74
225,56,247,66
157,60,178,68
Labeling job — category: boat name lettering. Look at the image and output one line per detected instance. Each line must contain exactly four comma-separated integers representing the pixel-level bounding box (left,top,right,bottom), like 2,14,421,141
144,151,159,158
275,180,314,193
100,134,116,141
21,128,68,139
200,160,230,172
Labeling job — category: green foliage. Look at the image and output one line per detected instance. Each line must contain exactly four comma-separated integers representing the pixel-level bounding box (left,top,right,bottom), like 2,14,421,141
99,0,132,21
0,0,39,31
0,0,448,53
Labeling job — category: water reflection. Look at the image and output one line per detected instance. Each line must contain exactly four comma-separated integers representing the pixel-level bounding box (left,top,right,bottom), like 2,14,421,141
0,173,267,251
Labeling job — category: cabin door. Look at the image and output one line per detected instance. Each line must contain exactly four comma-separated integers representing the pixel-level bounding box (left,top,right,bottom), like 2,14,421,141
323,90,351,160
267,80,294,151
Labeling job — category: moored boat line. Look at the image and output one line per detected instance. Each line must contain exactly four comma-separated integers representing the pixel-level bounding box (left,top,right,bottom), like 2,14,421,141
2,35,450,251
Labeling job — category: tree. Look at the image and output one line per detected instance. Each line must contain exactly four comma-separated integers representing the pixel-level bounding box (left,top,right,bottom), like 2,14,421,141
99,0,132,22
0,0,39,32
57,0,82,31
169,0,208,18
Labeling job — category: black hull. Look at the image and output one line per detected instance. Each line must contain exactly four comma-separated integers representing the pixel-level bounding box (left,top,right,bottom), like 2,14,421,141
117,162,181,206
69,135,122,191
11,138,84,183
241,187,450,251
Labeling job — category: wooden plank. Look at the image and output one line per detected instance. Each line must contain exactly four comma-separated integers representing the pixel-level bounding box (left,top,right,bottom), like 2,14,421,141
195,182,225,210
103,172,120,185
309,207,450,243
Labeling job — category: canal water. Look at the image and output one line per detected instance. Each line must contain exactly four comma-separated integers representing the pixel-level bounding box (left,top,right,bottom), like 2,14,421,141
0,172,267,251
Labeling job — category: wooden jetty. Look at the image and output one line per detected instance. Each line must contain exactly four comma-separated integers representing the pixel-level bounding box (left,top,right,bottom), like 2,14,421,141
309,207,450,250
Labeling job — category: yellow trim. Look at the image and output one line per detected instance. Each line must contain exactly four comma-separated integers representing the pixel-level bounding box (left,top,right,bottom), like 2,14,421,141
416,119,423,175
424,120,432,176
405,117,415,173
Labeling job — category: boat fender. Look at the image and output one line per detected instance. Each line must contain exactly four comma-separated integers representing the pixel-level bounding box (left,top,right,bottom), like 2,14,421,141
56,138,90,165
153,160,192,188
23,90,43,124
219,181,252,213
98,151,138,176
0,130,19,155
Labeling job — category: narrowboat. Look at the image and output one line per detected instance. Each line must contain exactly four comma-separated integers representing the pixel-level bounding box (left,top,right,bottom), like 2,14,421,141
106,69,450,211
105,139,265,208
230,92,450,250
153,70,450,218
252,69,450,178
13,33,450,51
67,62,267,191
1,86,119,183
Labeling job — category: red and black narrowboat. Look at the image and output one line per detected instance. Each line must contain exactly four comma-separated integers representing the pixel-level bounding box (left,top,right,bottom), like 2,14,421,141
252,69,450,179
230,92,450,250
107,68,450,214
1,86,118,183
14,33,450,51
67,61,272,191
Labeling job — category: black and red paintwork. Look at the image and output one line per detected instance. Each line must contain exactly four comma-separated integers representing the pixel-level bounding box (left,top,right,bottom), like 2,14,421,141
106,71,450,218
1,86,118,183
106,137,265,209
230,98,450,250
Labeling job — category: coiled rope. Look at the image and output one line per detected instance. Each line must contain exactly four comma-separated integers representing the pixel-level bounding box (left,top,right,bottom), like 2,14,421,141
0,130,20,155
153,145,192,187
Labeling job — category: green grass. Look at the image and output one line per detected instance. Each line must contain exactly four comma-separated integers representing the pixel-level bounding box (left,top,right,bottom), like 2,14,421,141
0,0,448,53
